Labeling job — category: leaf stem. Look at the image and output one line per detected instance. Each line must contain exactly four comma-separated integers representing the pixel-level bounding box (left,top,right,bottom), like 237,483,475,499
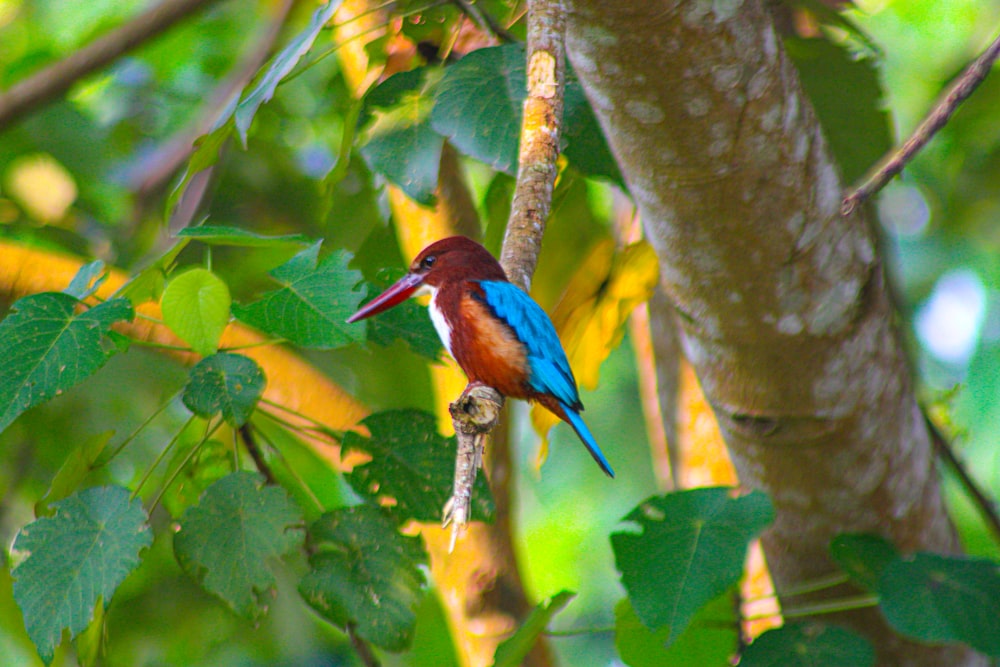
769,594,879,620
103,390,181,465
543,625,615,637
251,420,326,515
148,418,224,513
132,414,198,500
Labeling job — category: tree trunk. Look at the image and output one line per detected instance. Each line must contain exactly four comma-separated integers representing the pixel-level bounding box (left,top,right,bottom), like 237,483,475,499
562,2,986,665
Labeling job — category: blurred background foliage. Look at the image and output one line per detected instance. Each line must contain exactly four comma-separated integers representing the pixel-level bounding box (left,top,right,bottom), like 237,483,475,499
0,0,999,664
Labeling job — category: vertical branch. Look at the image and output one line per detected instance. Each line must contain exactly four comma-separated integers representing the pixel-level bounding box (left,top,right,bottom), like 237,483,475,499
499,0,566,290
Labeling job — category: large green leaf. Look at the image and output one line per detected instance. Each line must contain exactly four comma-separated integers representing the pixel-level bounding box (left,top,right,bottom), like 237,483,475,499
182,353,266,427
299,505,427,651
342,410,494,523
431,43,621,184
174,471,304,619
431,44,525,174
829,533,899,591
362,271,442,360
493,591,574,667
0,293,134,434
878,552,1000,656
740,622,875,667
161,268,231,356
234,0,344,145
611,488,774,644
359,68,445,205
614,594,737,667
232,242,365,348
11,486,151,664
785,36,891,184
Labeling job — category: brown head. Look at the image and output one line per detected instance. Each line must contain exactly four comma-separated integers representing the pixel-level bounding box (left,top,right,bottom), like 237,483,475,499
346,236,507,322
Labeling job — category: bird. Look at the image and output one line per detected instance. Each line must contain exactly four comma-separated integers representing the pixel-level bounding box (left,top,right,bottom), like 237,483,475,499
347,236,614,477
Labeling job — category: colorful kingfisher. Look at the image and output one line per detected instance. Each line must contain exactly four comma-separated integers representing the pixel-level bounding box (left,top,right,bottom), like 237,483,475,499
347,236,614,477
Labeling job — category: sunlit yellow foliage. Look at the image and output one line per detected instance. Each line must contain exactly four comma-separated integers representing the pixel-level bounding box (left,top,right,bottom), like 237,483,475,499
530,238,659,468
3,153,77,224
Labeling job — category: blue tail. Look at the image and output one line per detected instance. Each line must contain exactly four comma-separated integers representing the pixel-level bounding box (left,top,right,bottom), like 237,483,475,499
562,404,614,478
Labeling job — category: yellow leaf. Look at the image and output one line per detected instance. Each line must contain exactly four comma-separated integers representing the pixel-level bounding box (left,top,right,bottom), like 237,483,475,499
530,239,659,469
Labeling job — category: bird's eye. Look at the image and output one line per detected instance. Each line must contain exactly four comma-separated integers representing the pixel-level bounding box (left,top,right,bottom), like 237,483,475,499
419,255,436,271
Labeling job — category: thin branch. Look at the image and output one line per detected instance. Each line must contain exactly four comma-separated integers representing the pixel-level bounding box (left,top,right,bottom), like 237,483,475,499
239,423,278,485
841,30,1000,215
443,383,504,550
347,624,381,667
449,0,517,42
0,0,219,130
498,0,566,291
925,412,1000,546
129,0,295,198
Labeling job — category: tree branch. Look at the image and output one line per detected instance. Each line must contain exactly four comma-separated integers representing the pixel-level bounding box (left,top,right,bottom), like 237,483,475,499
498,0,565,291
449,0,516,43
842,30,1000,215
129,0,295,199
0,0,219,131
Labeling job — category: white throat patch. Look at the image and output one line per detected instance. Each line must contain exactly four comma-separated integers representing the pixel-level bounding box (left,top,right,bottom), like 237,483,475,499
423,285,453,357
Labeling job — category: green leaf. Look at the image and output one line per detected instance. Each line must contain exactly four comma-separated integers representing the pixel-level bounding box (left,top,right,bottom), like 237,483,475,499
11,486,151,664
785,36,891,184
174,471,304,619
878,552,1000,656
299,505,427,651
64,260,107,300
431,43,621,183
232,242,365,349
363,271,442,360
492,591,574,667
611,488,774,644
166,121,232,219
359,68,445,205
176,225,312,247
614,594,737,667
182,353,266,426
113,239,190,305
0,294,134,434
829,533,899,591
35,431,113,517
161,268,232,356
740,622,875,667
234,0,344,146
431,44,525,174
342,410,494,523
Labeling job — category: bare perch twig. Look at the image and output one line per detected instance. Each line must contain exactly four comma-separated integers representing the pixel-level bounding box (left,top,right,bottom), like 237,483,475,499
443,0,566,557
0,0,219,130
443,383,504,551
841,31,1000,215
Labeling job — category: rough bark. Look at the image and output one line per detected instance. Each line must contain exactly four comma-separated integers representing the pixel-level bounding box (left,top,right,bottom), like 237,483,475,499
562,2,985,665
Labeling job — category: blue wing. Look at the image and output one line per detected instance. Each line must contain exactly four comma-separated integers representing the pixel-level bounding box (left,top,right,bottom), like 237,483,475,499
479,280,614,478
478,280,580,408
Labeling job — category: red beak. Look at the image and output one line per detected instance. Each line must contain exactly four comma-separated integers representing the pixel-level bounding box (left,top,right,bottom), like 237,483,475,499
347,272,425,323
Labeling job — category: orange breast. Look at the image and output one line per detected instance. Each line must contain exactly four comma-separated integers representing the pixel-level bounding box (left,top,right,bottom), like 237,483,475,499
450,293,532,399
